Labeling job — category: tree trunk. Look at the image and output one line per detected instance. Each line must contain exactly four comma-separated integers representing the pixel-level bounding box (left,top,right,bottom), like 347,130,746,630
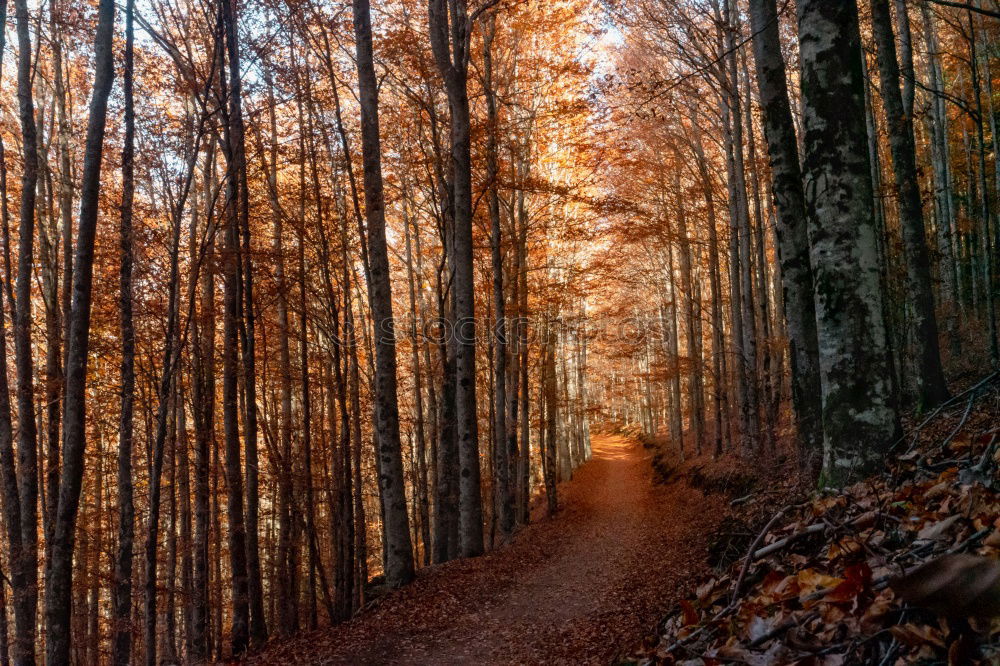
723,0,760,454
220,0,251,649
45,0,115,659
10,0,40,658
403,204,431,564
112,0,136,658
966,8,999,363
673,172,704,453
542,318,558,515
483,13,513,540
747,0,823,472
142,150,187,666
871,0,949,409
224,0,267,642
796,0,900,486
428,0,484,558
690,123,728,456
190,151,217,661
352,0,416,587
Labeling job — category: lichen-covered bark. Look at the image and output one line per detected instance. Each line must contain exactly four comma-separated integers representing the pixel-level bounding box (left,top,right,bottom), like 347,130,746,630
796,0,900,486
748,0,823,473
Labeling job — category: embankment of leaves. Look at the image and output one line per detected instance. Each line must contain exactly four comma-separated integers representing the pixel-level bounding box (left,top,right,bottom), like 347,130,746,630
629,373,1000,665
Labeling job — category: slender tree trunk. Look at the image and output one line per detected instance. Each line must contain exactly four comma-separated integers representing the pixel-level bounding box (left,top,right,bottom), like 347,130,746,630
542,317,558,515
45,0,115,659
190,153,217,661
691,124,728,456
429,0,484,557
403,204,431,564
966,8,999,363
516,182,531,525
220,0,251,648
9,0,40,658
112,1,137,659
724,0,760,454
747,0,823,472
920,1,960,353
673,173,704,453
142,159,186,666
352,0,416,587
871,0,949,408
178,385,194,653
225,0,267,642
264,62,297,633
664,249,683,453
483,14,513,540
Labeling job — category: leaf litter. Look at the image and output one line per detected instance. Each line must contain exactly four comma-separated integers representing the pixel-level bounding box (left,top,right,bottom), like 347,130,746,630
627,373,1000,666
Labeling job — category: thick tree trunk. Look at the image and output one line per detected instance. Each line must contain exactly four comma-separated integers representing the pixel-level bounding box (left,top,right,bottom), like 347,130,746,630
796,0,900,486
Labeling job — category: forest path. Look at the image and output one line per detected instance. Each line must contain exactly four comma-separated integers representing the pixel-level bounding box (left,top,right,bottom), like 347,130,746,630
253,435,725,665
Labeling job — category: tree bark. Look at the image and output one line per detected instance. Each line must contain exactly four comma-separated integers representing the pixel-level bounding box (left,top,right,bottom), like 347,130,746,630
483,13,513,540
219,0,251,650
44,0,115,659
10,0,40,658
796,0,900,486
352,0,416,588
112,0,136,659
747,0,823,472
428,0,484,557
871,0,949,409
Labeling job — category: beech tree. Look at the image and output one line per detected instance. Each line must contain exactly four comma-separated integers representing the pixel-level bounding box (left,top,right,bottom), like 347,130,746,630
352,0,415,588
0,0,994,659
796,0,900,485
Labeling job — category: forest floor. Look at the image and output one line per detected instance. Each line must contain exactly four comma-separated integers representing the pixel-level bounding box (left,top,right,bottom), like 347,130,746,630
250,434,728,665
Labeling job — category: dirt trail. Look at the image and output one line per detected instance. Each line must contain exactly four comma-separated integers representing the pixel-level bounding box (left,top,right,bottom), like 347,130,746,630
253,435,726,665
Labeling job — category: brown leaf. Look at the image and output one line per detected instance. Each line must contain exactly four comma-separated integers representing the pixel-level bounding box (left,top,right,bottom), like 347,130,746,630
797,569,842,598
826,562,872,604
889,623,946,647
892,554,1000,617
679,599,700,627
917,514,962,541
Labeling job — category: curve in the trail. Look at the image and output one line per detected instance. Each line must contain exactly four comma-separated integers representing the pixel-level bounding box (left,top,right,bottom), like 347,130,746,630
252,435,725,665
